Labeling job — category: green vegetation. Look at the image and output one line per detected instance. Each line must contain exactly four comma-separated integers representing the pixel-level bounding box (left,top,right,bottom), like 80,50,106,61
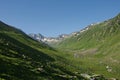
0,13,120,80
51,13,120,79
0,21,85,80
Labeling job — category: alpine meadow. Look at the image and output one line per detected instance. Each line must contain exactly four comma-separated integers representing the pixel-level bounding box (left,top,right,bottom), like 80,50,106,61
0,13,120,80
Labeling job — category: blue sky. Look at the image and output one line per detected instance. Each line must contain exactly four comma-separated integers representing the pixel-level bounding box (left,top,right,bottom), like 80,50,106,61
0,0,120,37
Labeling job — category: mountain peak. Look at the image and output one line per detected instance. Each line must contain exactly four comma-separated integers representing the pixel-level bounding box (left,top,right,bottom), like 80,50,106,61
28,33,70,44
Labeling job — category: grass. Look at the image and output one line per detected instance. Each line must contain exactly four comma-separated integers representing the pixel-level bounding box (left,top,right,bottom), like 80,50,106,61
51,13,120,79
0,13,120,80
0,21,85,80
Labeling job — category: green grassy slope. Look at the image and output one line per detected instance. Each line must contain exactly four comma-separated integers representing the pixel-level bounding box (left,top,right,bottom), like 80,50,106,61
52,13,120,79
1,12,119,79
55,13,120,50
0,21,85,80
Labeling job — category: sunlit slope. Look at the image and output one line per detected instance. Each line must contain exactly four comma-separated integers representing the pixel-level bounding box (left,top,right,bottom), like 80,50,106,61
55,13,120,50
53,13,120,79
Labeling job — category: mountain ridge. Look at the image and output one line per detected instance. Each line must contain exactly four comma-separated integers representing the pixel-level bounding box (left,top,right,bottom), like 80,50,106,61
53,13,120,49
28,33,70,44
29,13,120,46
28,22,100,45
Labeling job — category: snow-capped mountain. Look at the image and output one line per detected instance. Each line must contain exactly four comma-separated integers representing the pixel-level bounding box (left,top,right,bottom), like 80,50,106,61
29,33,44,42
28,33,69,43
28,23,100,44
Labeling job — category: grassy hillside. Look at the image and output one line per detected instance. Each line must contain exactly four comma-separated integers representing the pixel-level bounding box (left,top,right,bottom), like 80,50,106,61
0,21,86,80
55,13,120,49
52,13,120,79
1,13,119,79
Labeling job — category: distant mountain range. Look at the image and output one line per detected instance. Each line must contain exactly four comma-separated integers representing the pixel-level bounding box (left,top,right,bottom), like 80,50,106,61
28,33,70,43
28,23,100,44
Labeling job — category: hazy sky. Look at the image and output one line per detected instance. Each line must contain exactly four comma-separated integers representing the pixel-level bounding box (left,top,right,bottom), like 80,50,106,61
0,0,120,37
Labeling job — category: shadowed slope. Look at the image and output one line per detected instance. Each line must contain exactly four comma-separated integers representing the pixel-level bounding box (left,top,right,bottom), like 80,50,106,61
0,21,84,80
